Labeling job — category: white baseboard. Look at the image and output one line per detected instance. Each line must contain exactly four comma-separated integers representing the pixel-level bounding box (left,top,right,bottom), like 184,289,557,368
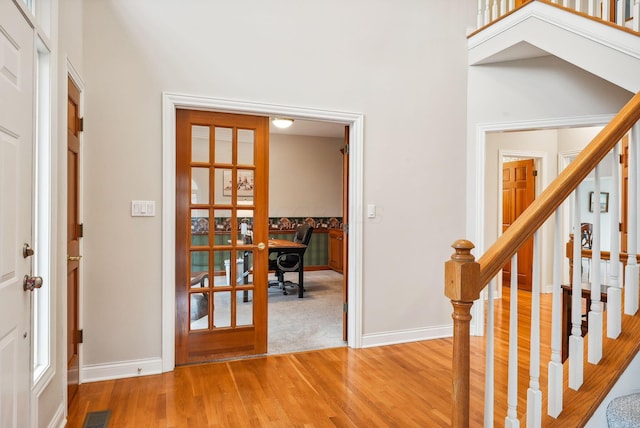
48,402,66,428
81,357,163,383
361,324,453,348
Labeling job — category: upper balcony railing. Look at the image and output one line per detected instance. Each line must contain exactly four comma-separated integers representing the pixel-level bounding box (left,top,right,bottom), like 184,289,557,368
476,0,640,32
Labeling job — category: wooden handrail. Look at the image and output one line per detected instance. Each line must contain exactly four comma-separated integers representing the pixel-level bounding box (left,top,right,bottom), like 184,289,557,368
477,91,640,291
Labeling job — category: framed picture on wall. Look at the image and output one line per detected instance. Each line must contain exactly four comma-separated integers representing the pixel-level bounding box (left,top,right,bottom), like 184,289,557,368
589,191,609,213
223,170,254,197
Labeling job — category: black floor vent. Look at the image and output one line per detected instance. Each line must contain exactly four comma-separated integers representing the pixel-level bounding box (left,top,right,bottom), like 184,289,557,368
82,410,111,428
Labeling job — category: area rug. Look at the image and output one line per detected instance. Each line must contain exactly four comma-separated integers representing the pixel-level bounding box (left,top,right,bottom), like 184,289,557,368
268,270,346,355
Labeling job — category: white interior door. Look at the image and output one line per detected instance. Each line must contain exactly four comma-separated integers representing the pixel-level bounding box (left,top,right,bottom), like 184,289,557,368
0,0,35,426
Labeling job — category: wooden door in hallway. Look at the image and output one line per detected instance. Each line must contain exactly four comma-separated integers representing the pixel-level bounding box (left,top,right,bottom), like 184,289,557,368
175,110,269,364
502,159,535,291
67,77,82,405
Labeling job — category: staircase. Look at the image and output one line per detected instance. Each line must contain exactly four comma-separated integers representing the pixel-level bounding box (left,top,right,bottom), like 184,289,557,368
446,1,640,426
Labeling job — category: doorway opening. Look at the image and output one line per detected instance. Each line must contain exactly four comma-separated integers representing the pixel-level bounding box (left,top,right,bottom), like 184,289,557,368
472,122,612,335
266,118,348,355
162,93,364,371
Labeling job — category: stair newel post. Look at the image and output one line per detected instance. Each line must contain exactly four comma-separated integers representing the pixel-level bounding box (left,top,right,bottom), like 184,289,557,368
445,240,480,428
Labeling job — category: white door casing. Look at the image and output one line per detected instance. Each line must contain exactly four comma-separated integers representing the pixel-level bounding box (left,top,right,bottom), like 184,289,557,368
0,0,35,426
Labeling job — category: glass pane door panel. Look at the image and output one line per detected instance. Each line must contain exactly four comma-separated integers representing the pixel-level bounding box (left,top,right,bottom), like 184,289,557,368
237,219,253,243
236,290,253,326
223,254,246,287
236,169,254,203
212,209,232,237
236,250,253,285
215,167,232,205
189,271,209,291
237,129,254,165
191,208,209,246
213,291,231,328
190,251,209,279
191,125,210,163
213,250,231,287
191,167,210,204
190,292,209,331
214,127,232,164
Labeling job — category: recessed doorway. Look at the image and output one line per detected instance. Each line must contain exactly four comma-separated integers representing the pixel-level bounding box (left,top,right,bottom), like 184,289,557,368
161,93,364,370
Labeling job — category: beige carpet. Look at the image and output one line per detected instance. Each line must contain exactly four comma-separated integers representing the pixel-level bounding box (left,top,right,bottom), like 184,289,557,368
267,269,346,355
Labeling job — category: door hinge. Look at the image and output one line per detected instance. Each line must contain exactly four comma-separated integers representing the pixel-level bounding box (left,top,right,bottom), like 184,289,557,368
344,143,349,155
78,223,84,238
77,329,84,344
620,222,623,232
343,224,349,234
620,154,624,164
533,170,538,177
78,117,84,132
343,303,348,313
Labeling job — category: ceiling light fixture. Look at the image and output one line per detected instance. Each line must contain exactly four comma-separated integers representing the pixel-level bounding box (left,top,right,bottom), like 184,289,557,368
272,118,294,129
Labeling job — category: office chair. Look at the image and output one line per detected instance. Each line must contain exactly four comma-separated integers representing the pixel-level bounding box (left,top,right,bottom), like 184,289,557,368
268,224,313,295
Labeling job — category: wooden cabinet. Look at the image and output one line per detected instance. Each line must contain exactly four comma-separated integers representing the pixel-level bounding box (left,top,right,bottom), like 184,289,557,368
328,229,343,273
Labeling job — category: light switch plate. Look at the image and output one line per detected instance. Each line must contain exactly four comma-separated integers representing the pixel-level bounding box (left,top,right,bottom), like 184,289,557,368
367,204,376,218
131,200,155,217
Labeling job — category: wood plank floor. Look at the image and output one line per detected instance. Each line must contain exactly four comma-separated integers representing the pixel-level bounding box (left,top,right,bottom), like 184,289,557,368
67,289,553,427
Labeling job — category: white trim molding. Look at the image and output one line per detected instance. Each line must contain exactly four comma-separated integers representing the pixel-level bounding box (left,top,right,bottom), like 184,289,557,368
46,402,66,428
361,325,453,348
161,93,364,372
81,358,163,383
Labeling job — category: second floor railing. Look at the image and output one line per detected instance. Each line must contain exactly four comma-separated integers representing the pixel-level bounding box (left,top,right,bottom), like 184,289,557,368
476,0,640,32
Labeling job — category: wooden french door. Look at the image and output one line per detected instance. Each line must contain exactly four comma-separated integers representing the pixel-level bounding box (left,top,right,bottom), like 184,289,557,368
67,77,82,405
502,159,535,291
175,110,269,364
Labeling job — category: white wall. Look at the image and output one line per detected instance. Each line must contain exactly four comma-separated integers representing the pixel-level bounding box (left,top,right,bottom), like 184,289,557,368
269,134,343,217
557,126,602,154
80,0,476,368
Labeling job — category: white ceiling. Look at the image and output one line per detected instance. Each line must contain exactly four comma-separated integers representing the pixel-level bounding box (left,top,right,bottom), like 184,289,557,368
269,118,345,139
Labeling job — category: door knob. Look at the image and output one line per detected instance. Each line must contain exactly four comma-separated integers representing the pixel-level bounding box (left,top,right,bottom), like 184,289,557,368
255,242,266,251
68,255,82,261
23,243,34,258
23,275,43,292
